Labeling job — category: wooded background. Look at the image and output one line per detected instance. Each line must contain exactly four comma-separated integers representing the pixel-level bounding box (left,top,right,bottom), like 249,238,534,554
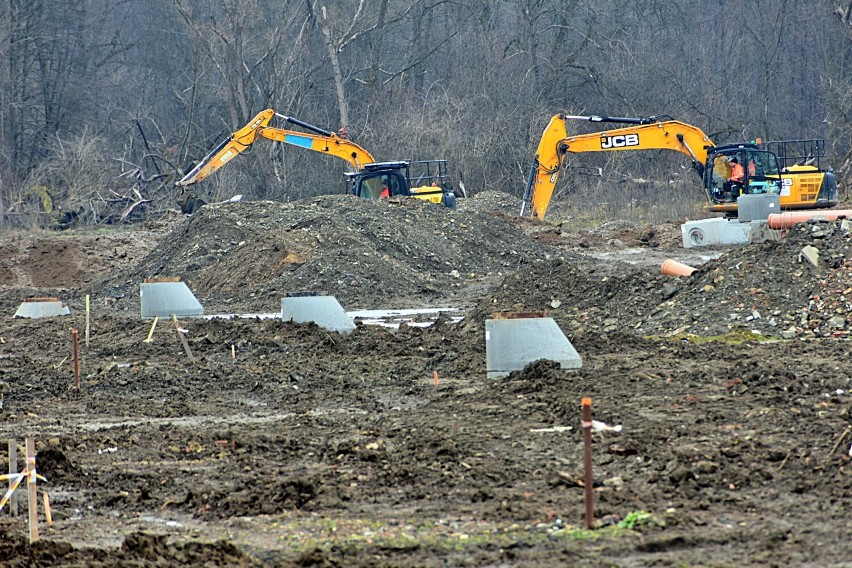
1,0,851,227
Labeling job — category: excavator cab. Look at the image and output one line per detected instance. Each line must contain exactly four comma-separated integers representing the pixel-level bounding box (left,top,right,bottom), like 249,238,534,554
353,170,410,199
349,161,457,209
704,144,782,211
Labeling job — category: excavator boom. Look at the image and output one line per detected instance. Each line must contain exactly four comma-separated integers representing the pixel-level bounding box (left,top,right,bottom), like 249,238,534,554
522,114,714,219
177,109,376,186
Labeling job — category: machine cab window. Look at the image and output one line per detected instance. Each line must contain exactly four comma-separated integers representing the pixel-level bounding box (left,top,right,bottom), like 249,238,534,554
352,171,408,200
707,147,782,203
742,149,781,195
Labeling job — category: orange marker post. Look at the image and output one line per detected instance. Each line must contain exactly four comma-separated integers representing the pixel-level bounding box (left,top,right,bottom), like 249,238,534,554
433,370,439,385
582,397,595,530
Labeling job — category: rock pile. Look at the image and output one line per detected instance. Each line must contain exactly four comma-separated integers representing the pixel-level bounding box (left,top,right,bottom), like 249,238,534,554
468,218,852,339
90,195,568,313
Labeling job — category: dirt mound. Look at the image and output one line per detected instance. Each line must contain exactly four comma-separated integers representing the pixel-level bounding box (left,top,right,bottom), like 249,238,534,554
0,219,178,315
1,193,851,566
36,447,80,483
0,528,260,567
89,195,568,313
457,189,523,216
0,221,177,290
4,194,844,340
466,218,852,338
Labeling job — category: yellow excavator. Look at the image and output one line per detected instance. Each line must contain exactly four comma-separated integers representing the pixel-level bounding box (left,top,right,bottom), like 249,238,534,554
178,108,457,209
521,113,838,219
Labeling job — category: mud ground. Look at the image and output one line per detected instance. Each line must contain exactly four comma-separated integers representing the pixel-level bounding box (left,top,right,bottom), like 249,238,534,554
0,192,850,567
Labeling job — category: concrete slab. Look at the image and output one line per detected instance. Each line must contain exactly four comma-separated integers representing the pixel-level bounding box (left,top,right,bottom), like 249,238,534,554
140,280,204,318
748,221,782,244
281,295,356,334
737,194,781,222
681,218,751,248
14,298,70,318
485,316,581,378
800,245,820,267
682,218,782,248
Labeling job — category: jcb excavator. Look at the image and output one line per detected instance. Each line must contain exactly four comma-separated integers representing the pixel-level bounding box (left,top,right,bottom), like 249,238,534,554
521,113,838,219
177,109,457,209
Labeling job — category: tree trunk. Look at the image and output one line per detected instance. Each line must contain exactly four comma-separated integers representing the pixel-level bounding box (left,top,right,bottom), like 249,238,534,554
307,2,350,131
367,0,390,110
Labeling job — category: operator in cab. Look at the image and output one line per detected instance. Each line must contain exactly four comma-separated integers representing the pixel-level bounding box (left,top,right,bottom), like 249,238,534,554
725,156,745,198
380,177,391,198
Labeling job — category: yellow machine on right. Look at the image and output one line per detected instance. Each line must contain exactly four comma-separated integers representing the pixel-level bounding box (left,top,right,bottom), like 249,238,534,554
520,113,838,220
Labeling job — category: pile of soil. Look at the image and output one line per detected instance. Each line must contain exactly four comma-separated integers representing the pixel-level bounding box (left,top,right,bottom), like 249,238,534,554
0,192,849,567
466,217,852,339
86,195,569,314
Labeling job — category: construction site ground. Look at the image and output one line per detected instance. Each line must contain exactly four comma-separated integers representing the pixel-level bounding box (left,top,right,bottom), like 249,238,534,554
0,191,850,567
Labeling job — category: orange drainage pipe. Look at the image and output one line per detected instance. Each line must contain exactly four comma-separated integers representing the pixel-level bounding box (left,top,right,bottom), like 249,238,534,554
661,259,697,277
767,210,852,230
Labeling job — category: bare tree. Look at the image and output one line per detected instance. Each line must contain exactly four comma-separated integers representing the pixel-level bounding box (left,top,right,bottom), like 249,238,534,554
173,0,286,127
0,0,848,226
305,0,369,132
836,0,852,37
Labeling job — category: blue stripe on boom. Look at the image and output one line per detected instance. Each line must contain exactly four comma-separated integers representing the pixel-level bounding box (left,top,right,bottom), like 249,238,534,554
284,134,313,149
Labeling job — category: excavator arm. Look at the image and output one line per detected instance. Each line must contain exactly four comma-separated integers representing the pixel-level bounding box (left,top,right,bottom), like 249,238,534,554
521,114,715,219
177,109,377,186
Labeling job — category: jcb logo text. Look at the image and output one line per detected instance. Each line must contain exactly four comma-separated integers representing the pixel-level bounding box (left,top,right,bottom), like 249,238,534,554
600,134,639,149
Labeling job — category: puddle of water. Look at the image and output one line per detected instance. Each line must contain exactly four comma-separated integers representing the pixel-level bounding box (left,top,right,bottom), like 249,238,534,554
587,248,723,267
78,412,296,432
202,307,464,329
139,515,184,527
78,407,369,432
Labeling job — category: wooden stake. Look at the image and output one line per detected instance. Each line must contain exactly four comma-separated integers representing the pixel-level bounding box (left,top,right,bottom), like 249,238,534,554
173,315,196,364
85,294,90,347
7,439,17,516
582,397,595,530
231,344,236,361
433,370,439,385
144,316,159,343
25,438,38,543
43,492,53,526
72,329,80,390
828,426,851,459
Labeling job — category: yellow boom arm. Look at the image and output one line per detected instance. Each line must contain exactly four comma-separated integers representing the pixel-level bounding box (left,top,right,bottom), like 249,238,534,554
523,114,715,219
177,109,377,186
